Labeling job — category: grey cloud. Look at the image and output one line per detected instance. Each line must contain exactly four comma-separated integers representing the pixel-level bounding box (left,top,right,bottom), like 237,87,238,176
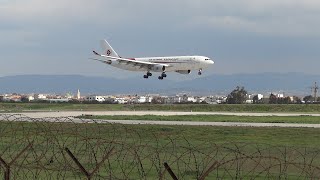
2,0,320,36
1,0,320,78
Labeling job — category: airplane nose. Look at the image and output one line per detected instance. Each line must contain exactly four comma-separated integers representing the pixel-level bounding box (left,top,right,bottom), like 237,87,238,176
208,60,214,65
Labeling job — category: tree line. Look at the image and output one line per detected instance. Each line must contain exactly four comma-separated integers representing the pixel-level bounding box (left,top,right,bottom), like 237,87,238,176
226,86,318,104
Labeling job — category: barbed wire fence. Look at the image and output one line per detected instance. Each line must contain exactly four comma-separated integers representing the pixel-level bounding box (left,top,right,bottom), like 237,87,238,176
0,114,319,179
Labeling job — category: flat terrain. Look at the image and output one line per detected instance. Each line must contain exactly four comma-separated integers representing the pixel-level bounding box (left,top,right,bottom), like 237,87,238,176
82,114,320,124
0,119,319,179
3,111,320,119
1,103,320,178
2,102,320,113
3,109,320,128
84,119,320,128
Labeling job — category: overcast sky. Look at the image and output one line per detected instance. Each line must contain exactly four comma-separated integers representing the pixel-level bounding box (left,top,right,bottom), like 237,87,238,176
1,0,320,80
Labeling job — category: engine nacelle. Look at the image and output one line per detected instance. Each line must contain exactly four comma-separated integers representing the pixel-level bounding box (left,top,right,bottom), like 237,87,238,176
175,70,191,74
103,60,112,65
151,65,166,72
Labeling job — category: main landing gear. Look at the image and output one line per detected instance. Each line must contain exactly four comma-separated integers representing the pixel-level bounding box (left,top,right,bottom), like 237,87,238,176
198,68,202,75
145,66,167,80
143,71,167,80
158,66,167,80
143,72,152,79
158,72,167,80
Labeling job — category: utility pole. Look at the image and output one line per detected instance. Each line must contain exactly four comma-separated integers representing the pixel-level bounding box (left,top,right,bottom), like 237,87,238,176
311,82,319,102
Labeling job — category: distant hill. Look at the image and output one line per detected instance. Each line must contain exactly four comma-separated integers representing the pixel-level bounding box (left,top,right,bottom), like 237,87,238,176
0,73,318,95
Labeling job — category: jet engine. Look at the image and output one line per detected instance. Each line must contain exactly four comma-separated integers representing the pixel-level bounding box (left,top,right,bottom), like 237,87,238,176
103,60,112,65
151,65,166,72
175,70,191,74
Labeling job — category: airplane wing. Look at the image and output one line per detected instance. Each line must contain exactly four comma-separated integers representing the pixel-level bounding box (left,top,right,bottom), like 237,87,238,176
89,58,112,64
117,57,168,67
92,51,170,70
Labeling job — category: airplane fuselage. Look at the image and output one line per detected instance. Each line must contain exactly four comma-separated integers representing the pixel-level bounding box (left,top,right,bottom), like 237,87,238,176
112,56,213,72
92,40,214,79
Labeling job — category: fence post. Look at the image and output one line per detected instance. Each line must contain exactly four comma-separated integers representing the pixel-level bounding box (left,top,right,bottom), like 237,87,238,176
65,147,114,180
90,147,114,176
0,142,33,180
4,167,10,180
65,148,90,179
199,161,219,180
0,156,9,180
164,162,178,180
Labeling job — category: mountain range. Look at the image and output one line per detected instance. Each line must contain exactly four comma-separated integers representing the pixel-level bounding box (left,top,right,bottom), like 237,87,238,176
0,73,318,95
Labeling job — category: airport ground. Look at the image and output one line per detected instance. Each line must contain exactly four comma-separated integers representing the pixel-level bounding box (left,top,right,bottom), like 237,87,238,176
1,120,319,151
2,102,320,128
2,102,320,113
1,102,320,145
0,118,319,179
1,103,320,178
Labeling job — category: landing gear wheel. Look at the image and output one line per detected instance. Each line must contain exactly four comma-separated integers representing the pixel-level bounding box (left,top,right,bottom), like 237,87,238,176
198,71,202,75
162,73,167,78
158,76,163,80
143,75,148,79
147,72,152,76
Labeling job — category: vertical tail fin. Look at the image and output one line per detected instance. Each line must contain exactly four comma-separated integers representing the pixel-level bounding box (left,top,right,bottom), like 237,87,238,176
100,40,120,57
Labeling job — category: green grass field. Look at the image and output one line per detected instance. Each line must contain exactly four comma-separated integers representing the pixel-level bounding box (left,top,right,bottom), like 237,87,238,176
1,102,320,112
0,118,319,179
1,103,320,179
80,114,320,124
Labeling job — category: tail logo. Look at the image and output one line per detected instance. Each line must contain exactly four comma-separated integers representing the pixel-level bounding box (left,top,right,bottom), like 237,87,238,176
107,50,111,56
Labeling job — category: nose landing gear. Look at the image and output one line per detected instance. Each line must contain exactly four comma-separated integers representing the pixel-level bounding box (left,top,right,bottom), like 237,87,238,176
198,69,202,75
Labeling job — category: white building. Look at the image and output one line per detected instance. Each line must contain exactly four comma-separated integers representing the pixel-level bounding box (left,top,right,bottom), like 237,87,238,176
164,96,175,104
246,100,253,104
277,94,284,98
196,96,206,103
146,96,153,103
1,94,11,102
114,97,127,104
34,94,47,100
203,96,217,104
46,99,70,103
178,95,201,103
27,95,35,101
85,96,105,102
216,96,227,104
187,97,197,103
132,96,153,104
135,96,145,103
77,89,81,100
174,96,182,103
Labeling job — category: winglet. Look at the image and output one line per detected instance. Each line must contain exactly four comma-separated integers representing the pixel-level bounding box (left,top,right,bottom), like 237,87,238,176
93,50,101,56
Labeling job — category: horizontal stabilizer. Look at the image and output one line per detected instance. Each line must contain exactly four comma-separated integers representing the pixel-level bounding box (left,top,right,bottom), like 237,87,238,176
93,50,101,56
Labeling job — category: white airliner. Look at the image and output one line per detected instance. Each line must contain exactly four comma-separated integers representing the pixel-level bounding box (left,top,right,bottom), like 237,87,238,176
91,40,214,80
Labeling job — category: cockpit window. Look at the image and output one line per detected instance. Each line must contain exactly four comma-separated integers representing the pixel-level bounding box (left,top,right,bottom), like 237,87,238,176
205,58,210,60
